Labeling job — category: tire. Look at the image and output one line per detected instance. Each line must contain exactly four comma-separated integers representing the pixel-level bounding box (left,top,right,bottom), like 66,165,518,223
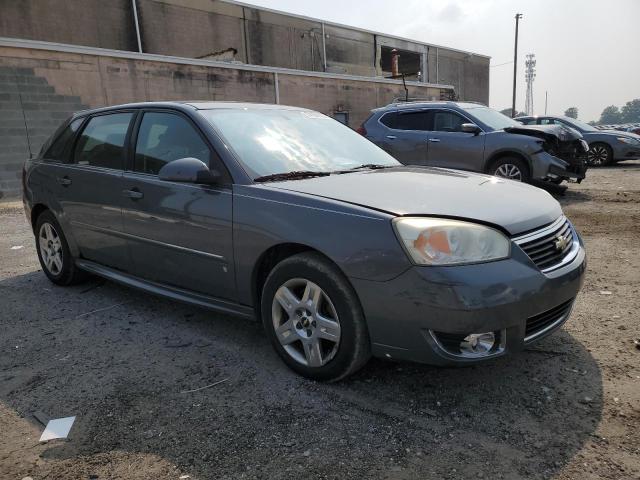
34,210,87,286
261,252,371,382
549,178,564,185
489,157,531,183
586,143,613,166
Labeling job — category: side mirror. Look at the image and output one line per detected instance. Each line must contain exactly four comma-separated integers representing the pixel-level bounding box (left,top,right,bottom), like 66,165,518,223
461,123,482,135
158,157,221,185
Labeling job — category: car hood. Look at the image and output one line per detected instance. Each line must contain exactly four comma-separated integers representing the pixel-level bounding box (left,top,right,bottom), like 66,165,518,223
266,167,562,235
504,124,583,142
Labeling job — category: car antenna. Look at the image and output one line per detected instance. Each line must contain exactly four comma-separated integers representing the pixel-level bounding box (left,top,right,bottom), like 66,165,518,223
16,89,33,159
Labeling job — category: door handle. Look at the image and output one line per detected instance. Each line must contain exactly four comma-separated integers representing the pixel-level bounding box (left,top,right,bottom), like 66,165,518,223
428,138,441,143
386,135,397,140
123,188,144,200
57,176,72,187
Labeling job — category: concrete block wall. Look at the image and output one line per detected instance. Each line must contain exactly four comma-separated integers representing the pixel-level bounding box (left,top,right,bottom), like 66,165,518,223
0,65,87,199
0,45,443,200
0,0,490,104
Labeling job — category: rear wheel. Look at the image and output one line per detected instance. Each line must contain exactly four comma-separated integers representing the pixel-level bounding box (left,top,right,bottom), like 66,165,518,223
489,157,531,183
586,143,613,166
35,211,87,285
261,252,371,381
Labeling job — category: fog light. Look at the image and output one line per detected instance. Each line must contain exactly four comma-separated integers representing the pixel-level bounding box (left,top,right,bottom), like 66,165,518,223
460,332,495,355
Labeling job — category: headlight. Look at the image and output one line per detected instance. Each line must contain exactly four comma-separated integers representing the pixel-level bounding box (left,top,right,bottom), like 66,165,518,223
393,217,510,266
580,139,589,152
617,136,640,145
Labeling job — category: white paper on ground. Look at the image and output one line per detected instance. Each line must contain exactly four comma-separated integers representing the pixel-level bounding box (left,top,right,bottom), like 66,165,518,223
39,416,76,442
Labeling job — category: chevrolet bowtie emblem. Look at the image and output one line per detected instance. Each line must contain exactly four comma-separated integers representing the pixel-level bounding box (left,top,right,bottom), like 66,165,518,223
554,235,570,251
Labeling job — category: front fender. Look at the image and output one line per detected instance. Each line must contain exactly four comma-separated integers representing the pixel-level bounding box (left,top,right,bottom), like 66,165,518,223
232,184,411,306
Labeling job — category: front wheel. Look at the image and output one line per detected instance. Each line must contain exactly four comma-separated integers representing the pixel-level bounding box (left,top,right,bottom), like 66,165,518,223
586,143,613,166
261,252,371,382
489,157,531,183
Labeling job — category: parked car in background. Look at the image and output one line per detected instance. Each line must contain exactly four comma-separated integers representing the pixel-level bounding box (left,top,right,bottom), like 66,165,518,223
24,101,586,381
516,116,640,166
359,102,588,184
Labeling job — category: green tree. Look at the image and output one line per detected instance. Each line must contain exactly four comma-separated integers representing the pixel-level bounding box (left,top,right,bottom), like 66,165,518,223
599,105,622,124
621,99,640,123
564,107,578,119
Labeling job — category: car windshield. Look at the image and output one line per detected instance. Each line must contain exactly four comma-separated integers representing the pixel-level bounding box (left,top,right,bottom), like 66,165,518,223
559,117,598,132
200,108,399,179
462,106,522,131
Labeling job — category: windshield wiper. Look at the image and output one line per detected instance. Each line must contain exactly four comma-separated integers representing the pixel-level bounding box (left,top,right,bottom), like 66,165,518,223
254,170,330,183
334,163,395,174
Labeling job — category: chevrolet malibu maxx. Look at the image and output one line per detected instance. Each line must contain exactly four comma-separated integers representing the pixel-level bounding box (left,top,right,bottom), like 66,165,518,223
23,102,586,381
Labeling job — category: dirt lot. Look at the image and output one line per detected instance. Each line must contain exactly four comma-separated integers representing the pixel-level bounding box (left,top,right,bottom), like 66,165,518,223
1,163,639,480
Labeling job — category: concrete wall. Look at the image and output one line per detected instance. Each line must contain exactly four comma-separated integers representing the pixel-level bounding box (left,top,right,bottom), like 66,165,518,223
0,0,490,103
0,45,443,200
0,0,137,51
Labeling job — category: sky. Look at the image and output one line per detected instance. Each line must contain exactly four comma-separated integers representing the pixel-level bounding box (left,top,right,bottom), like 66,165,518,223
245,0,639,122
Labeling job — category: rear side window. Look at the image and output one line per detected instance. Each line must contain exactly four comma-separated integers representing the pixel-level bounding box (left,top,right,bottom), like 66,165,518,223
134,112,211,175
379,112,397,129
73,113,133,169
44,118,83,161
383,111,429,131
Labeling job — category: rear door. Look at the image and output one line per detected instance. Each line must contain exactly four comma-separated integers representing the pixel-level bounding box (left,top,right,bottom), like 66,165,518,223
121,109,236,301
425,109,486,171
55,111,135,271
377,110,430,165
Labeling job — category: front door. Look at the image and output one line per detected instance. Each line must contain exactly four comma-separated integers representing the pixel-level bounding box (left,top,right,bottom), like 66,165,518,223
425,109,486,171
56,111,135,271
121,110,235,301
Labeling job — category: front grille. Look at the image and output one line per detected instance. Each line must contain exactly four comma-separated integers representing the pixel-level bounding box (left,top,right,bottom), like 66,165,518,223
515,217,576,272
525,299,574,340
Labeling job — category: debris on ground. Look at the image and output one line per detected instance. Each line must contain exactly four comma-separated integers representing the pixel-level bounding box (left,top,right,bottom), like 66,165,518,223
39,416,76,442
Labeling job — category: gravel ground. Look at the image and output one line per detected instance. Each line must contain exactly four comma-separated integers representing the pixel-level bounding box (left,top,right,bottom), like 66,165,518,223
1,163,639,480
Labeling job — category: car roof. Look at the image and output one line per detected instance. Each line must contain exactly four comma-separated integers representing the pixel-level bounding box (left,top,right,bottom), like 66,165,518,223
373,101,486,113
71,101,309,118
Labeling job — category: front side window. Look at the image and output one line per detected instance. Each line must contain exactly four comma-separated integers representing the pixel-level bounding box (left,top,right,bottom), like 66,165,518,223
432,111,466,132
135,112,211,175
44,118,83,161
200,108,399,179
73,113,133,169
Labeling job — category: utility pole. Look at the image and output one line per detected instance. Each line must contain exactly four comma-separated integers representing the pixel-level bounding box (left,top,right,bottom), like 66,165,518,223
511,13,523,117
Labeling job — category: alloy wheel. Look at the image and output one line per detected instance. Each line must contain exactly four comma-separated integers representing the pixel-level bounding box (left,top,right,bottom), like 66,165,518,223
271,278,341,367
39,222,63,275
494,163,523,181
587,145,609,166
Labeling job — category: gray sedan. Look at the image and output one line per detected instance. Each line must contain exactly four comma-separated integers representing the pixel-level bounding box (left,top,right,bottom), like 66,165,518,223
23,102,586,381
517,115,640,166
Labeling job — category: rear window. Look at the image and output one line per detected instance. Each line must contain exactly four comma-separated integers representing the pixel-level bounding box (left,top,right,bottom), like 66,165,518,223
43,118,83,162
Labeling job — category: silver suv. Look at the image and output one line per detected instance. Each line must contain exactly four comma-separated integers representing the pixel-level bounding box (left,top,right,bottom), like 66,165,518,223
359,101,588,184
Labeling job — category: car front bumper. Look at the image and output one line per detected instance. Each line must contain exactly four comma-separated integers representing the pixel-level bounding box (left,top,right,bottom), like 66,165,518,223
350,234,586,366
530,151,587,183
